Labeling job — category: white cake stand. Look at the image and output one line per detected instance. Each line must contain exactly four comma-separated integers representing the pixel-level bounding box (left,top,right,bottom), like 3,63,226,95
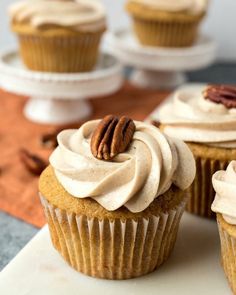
106,29,217,89
0,50,123,124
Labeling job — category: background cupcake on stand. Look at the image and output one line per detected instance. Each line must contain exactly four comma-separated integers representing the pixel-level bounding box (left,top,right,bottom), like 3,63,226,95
0,0,123,125
106,0,216,90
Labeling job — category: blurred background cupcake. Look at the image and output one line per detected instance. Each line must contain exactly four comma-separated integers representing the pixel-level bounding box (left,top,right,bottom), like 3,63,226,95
212,161,236,294
9,0,106,73
39,115,196,279
126,0,208,47
158,85,236,218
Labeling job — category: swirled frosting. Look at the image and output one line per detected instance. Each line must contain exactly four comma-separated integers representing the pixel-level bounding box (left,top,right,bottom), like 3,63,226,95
212,161,236,225
130,0,208,14
9,0,106,32
49,120,196,212
158,87,236,148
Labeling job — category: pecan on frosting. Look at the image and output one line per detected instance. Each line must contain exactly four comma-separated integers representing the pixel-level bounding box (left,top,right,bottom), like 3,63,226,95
203,85,236,109
90,115,135,161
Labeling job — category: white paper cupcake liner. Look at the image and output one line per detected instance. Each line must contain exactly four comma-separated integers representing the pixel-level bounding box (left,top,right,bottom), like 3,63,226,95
132,17,200,47
186,155,229,218
217,217,236,293
18,32,102,73
40,194,186,279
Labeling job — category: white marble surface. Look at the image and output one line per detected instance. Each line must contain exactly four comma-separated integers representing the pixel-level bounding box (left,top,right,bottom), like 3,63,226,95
0,212,231,295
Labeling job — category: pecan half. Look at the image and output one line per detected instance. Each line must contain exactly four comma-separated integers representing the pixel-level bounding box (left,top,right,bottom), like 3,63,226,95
203,85,236,109
41,132,58,148
151,120,160,128
20,149,47,176
90,115,136,161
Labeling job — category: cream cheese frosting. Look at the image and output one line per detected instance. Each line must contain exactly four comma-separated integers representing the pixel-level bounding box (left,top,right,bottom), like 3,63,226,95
212,161,236,225
130,0,208,14
158,87,236,148
9,0,106,32
49,120,196,213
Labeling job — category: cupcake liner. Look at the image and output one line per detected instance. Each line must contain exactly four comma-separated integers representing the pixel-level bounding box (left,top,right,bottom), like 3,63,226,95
217,215,236,294
186,155,229,218
132,16,201,47
17,32,103,73
40,194,186,280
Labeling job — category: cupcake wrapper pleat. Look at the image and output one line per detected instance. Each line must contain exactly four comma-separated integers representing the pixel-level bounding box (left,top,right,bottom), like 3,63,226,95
40,195,186,280
217,216,236,294
132,17,201,47
186,155,229,218
18,32,102,73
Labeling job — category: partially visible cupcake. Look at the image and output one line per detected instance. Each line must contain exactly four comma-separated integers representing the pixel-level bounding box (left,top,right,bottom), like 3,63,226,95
212,161,236,294
126,0,208,47
157,85,236,218
9,0,106,73
39,115,196,279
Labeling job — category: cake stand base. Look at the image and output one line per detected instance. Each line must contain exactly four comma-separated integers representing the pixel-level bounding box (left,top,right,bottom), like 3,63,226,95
106,30,217,90
24,97,92,125
0,50,123,125
131,70,187,89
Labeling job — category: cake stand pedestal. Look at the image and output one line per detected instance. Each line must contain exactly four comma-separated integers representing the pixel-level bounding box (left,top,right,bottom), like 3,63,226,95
106,30,217,89
131,70,186,89
0,50,123,124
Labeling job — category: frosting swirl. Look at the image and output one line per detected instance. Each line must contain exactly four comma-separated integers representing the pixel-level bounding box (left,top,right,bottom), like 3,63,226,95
212,161,236,225
9,0,106,32
129,0,208,14
49,120,196,212
158,86,236,148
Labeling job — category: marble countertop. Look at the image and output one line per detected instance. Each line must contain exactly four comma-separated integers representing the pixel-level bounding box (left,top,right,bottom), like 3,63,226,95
1,62,236,271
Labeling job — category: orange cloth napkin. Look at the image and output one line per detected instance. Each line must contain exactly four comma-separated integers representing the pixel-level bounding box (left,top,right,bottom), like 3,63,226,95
0,83,169,227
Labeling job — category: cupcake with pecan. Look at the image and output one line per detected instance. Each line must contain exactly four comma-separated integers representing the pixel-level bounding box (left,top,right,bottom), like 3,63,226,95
158,85,236,218
39,115,195,279
9,0,106,72
126,0,208,47
212,161,236,293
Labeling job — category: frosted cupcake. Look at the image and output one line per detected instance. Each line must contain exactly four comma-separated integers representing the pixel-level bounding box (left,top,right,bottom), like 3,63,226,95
212,161,236,293
158,85,236,218
126,0,208,47
39,115,196,279
9,0,106,73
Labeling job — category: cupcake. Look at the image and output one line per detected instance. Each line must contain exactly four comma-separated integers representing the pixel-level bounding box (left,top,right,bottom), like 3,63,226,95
158,85,236,218
212,161,236,293
126,0,208,47
39,115,196,279
9,0,106,73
